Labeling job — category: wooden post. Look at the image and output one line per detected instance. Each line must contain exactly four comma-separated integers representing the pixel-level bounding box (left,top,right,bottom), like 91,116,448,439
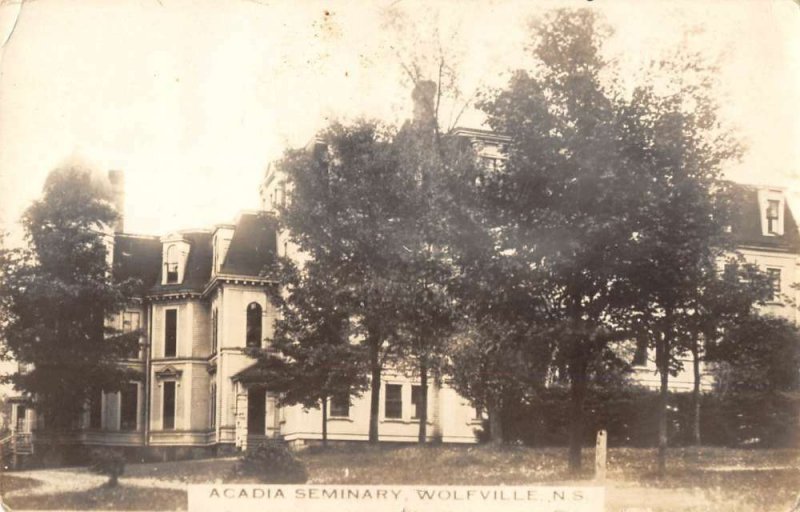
595,429,607,481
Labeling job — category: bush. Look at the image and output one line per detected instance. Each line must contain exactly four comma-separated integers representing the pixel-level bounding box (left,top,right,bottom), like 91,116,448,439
89,448,126,487
232,440,308,483
495,387,799,448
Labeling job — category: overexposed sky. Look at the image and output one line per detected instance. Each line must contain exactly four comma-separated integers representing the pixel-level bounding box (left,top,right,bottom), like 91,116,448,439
0,0,798,241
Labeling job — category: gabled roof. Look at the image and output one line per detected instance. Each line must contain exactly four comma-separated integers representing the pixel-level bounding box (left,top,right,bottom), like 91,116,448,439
219,212,278,277
727,183,800,253
112,234,161,294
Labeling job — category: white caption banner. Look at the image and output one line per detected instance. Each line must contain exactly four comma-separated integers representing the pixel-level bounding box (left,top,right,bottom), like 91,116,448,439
188,484,605,512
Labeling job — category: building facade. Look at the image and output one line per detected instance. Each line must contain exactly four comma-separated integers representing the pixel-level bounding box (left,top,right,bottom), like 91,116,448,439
5,131,798,462
5,175,480,463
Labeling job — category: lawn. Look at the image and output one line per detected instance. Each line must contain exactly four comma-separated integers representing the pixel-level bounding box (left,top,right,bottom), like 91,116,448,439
6,485,187,511
3,445,798,511
1,474,42,495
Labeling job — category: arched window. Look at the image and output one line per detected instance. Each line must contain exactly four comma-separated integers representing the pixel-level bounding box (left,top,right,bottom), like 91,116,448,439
165,244,179,283
246,302,262,348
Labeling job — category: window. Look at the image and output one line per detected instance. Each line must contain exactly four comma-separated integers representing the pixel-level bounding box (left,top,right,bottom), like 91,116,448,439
89,391,102,429
165,245,179,283
16,405,26,431
481,156,505,172
164,309,177,357
767,268,781,302
632,336,649,367
163,381,176,430
211,309,218,354
123,311,141,358
385,384,402,419
246,303,262,348
210,383,217,429
330,393,350,418
123,311,140,333
767,200,780,234
411,385,427,419
474,405,484,421
120,383,138,431
276,183,286,208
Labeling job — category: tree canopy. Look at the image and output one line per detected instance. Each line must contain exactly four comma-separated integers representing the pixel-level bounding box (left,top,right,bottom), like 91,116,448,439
0,166,140,429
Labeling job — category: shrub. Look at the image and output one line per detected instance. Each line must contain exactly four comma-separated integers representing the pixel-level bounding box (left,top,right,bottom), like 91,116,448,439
494,387,799,448
89,447,126,487
232,440,308,483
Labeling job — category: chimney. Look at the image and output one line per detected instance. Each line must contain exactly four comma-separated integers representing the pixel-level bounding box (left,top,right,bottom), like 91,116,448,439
108,170,125,233
412,80,437,125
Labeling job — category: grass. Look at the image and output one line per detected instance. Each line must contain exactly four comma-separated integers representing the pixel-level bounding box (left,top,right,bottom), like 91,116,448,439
3,445,799,511
300,444,588,484
123,456,239,484
6,485,186,511
1,473,42,494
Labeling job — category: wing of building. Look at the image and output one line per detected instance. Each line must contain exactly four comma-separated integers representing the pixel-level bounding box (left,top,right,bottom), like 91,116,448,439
448,128,800,392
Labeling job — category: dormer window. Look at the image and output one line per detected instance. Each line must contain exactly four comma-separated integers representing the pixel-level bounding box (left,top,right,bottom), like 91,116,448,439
161,237,190,285
165,245,179,283
759,189,784,237
767,200,780,234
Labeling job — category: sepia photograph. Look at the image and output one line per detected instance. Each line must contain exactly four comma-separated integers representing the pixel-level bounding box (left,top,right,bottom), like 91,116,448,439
0,0,798,510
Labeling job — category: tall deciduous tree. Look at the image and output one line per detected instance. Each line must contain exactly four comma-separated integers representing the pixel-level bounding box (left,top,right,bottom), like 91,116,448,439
254,261,367,446
478,8,750,474
391,82,475,443
275,121,412,443
619,49,746,474
0,167,140,432
478,9,642,471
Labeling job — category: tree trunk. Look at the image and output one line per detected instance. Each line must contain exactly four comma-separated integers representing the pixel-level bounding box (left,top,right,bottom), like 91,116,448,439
418,359,428,443
568,356,589,474
691,338,701,446
368,335,381,444
321,396,328,448
657,330,670,477
487,402,503,445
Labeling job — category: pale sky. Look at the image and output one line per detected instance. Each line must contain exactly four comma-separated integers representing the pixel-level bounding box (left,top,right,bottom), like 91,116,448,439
0,0,798,241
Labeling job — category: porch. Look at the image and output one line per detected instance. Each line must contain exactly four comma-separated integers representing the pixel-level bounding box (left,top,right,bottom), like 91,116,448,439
231,365,283,451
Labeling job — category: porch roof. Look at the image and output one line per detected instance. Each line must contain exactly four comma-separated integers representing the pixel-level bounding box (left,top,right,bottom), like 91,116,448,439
231,358,286,384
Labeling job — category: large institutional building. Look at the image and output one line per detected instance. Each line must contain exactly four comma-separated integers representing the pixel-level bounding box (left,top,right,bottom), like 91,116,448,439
6,168,481,463
5,131,800,463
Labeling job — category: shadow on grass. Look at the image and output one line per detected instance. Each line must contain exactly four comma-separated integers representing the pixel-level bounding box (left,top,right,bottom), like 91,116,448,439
4,483,187,511
1,474,42,495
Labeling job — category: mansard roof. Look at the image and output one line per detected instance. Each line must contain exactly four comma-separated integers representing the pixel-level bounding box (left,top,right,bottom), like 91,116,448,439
112,234,161,294
727,183,800,253
112,211,278,297
218,212,278,277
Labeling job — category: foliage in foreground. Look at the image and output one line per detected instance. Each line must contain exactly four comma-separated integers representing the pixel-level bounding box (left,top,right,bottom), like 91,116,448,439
231,440,308,483
492,387,798,449
0,167,141,429
89,447,126,487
